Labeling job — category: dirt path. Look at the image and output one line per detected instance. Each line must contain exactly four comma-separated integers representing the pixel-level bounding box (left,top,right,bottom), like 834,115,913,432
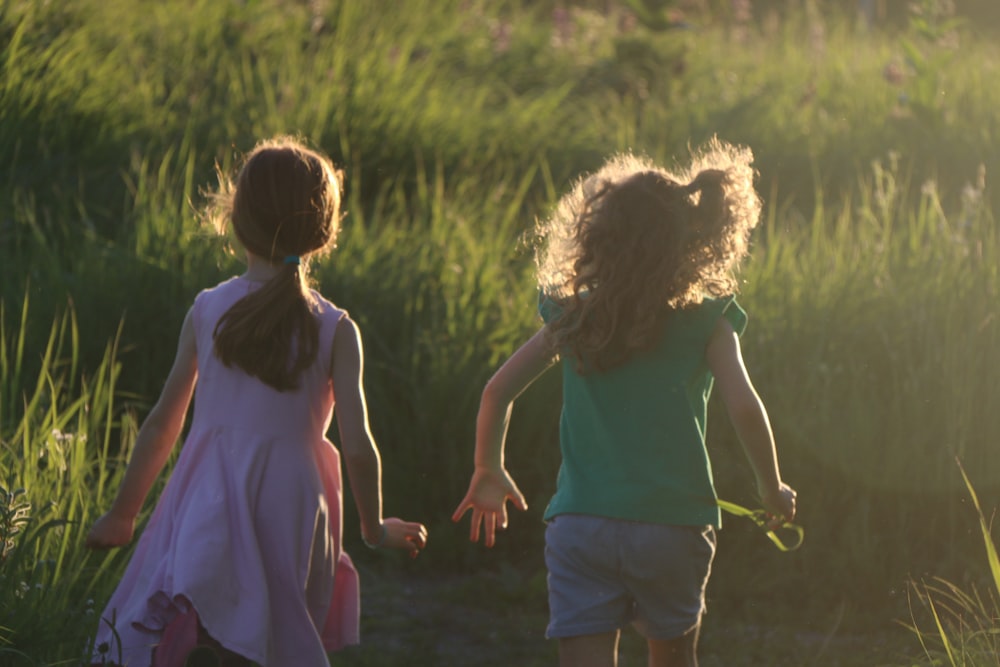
332,566,915,667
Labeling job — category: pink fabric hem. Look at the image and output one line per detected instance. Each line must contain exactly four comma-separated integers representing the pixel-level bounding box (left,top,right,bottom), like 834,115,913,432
150,601,200,667
131,591,192,634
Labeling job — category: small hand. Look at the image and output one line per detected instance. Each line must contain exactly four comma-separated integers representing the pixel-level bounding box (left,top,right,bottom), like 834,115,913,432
85,512,136,550
760,483,797,530
367,518,429,558
451,467,528,548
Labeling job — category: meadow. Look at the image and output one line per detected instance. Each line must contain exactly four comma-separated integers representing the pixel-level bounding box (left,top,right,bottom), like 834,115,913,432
1,0,999,664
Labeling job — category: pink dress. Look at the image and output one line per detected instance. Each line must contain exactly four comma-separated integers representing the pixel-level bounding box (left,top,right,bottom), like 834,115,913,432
92,276,360,666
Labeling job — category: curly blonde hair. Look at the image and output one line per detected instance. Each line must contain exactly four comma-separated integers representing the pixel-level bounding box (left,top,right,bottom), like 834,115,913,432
536,137,762,372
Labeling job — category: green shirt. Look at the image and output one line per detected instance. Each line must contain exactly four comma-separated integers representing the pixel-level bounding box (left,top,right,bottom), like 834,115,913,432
540,295,747,528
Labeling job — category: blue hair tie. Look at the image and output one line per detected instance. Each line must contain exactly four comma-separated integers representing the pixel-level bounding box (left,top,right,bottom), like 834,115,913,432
283,255,301,266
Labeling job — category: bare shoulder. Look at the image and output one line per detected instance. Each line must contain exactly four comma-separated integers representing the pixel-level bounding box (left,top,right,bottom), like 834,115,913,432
330,312,365,383
175,306,198,360
333,312,361,347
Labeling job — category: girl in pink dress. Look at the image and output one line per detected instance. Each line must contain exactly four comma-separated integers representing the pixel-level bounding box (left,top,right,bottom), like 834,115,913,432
85,137,428,667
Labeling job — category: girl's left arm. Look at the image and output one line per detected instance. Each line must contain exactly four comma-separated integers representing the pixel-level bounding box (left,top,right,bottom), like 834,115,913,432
333,315,428,556
706,316,796,526
452,327,557,547
86,309,199,549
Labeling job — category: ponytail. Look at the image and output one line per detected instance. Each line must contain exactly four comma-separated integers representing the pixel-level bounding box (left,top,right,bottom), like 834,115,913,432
683,168,728,233
213,265,319,392
679,163,756,297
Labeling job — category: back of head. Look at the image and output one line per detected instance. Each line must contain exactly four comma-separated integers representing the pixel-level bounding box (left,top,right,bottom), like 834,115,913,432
208,137,344,391
229,139,341,260
537,138,762,372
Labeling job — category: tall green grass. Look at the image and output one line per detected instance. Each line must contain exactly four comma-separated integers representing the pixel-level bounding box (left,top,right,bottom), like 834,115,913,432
1,0,999,664
903,462,1000,666
0,299,139,664
702,153,1000,624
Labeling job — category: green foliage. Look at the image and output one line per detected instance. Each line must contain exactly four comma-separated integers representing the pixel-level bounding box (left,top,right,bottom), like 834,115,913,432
0,300,135,663
902,463,1000,666
896,0,967,137
0,486,30,563
319,158,547,551
0,1,998,664
699,150,999,646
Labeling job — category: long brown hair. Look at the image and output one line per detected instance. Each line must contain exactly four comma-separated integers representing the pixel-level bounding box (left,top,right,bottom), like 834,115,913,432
204,137,343,391
536,138,761,372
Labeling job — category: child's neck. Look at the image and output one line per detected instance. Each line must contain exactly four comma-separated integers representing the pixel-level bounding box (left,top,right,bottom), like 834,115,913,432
242,253,283,282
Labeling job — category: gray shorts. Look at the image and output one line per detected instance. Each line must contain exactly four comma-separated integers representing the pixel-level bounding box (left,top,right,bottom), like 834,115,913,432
544,514,716,640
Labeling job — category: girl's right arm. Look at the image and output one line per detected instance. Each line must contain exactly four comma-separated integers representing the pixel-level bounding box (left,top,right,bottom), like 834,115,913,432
332,316,427,555
706,316,797,526
452,327,557,547
86,309,199,549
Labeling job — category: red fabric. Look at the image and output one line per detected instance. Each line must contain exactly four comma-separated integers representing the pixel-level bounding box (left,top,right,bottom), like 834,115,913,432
151,607,200,667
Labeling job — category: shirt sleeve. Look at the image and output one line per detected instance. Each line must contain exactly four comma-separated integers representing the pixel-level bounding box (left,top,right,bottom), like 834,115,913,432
537,290,563,324
720,296,748,337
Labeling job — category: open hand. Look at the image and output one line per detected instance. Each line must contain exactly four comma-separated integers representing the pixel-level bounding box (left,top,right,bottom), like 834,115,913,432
451,467,527,548
85,512,136,549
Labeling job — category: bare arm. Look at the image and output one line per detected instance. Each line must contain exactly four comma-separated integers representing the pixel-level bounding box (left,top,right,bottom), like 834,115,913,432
86,309,199,548
332,316,427,554
452,327,557,547
706,316,796,524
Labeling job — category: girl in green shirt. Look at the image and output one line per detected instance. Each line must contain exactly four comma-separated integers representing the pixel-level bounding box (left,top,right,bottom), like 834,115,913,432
453,138,796,667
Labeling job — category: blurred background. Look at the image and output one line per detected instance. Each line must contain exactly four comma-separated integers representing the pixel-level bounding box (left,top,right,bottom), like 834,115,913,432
1,1,998,664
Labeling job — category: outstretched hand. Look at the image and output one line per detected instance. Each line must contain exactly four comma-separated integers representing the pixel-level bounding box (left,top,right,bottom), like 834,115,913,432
451,467,528,548
85,512,136,550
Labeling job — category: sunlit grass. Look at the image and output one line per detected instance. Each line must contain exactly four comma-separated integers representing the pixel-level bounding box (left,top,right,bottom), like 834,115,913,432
902,462,1000,666
1,1,999,664
0,299,137,664
707,153,1000,618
